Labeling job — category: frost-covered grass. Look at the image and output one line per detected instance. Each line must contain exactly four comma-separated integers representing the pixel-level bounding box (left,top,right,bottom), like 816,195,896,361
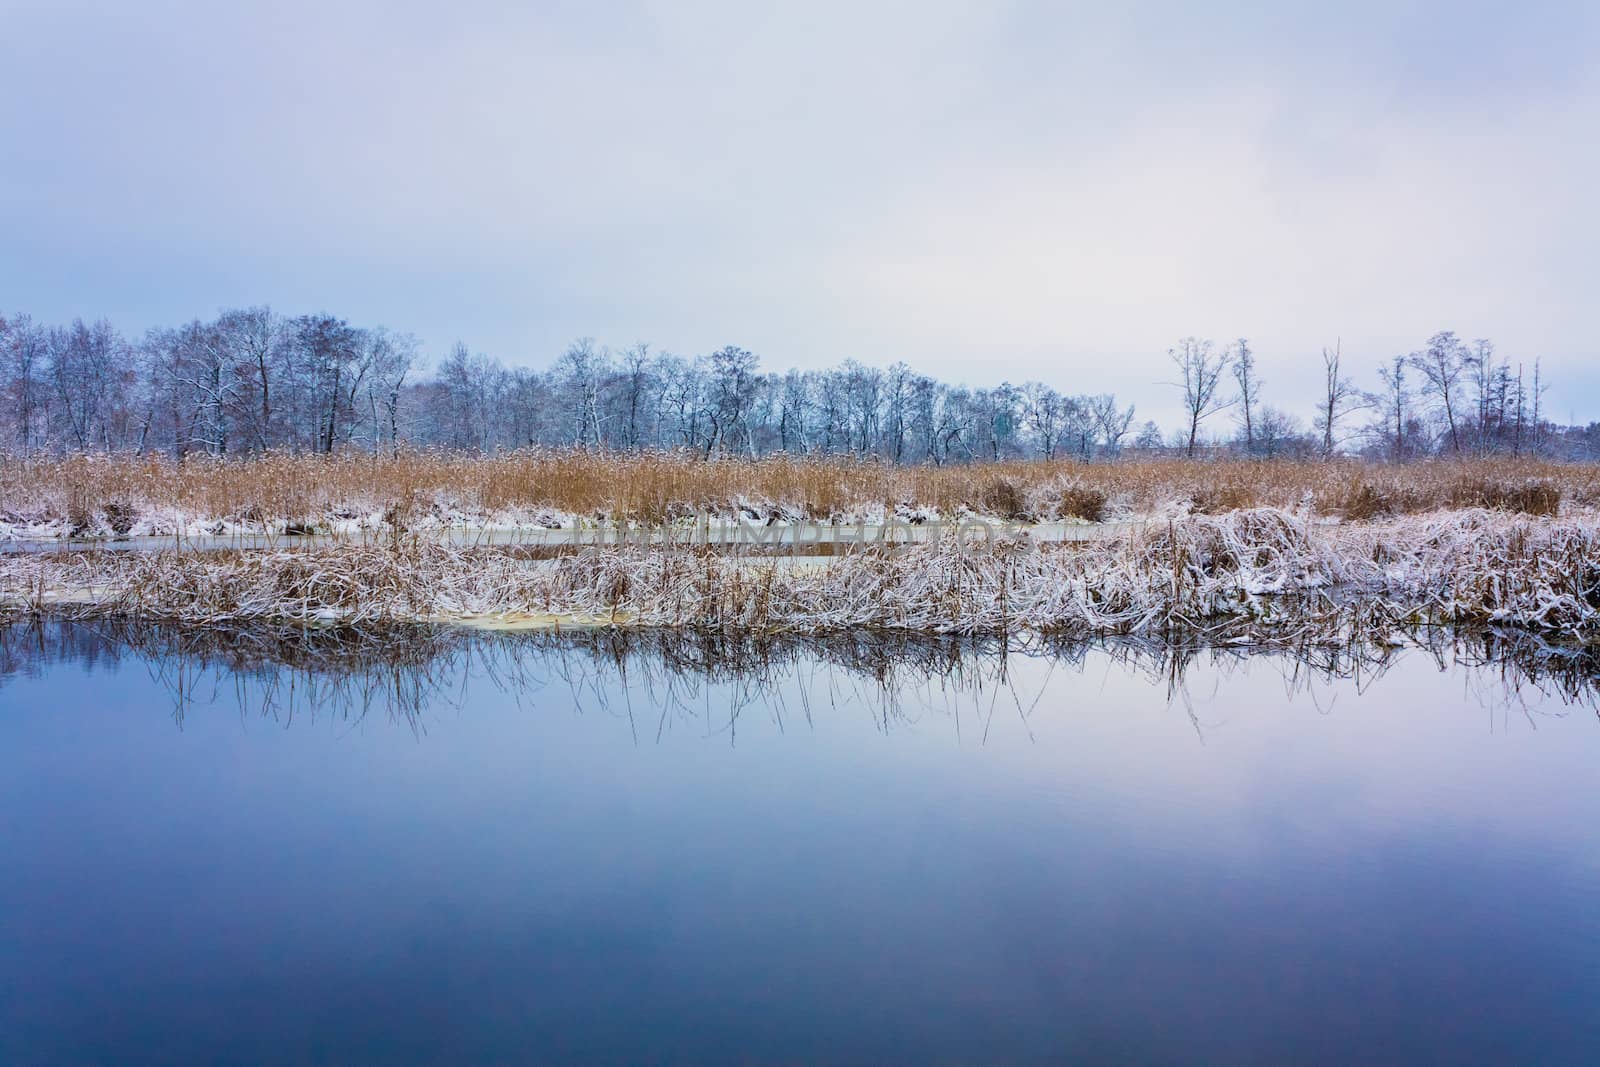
0,451,1588,541
5,508,1599,638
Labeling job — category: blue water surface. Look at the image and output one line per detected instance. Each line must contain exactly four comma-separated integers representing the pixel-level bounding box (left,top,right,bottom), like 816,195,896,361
2,624,1597,1065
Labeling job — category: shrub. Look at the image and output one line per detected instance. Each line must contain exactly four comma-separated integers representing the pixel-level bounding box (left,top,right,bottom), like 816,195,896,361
1056,485,1108,523
103,501,138,537
978,478,1031,521
1448,477,1562,516
1507,481,1562,516
1190,484,1257,515
67,487,93,538
1339,483,1392,521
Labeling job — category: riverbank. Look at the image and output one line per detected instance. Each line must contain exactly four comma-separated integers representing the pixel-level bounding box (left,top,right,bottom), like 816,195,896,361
0,453,1583,544
4,508,1597,640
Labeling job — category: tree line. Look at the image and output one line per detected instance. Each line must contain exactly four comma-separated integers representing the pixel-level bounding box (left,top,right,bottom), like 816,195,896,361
0,307,1590,462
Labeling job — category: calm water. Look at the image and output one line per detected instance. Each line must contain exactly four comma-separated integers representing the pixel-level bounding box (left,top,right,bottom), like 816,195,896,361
2,623,1599,1066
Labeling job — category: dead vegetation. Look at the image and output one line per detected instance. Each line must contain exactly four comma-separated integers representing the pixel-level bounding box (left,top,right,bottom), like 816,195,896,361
0,452,1592,536
1055,484,1110,523
5,508,1599,638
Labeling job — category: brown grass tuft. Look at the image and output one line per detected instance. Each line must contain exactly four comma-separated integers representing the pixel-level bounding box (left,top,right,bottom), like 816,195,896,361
1337,482,1392,521
978,478,1031,521
1447,476,1562,516
1055,485,1108,523
102,501,138,537
1190,483,1259,515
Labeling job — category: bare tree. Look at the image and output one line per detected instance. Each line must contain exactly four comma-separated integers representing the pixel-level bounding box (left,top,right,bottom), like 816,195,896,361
774,369,812,454
7,304,1581,466
1314,340,1361,459
1254,405,1301,458
363,328,416,455
1168,337,1233,458
882,362,915,462
1409,331,1467,454
1512,363,1527,455
1133,420,1164,452
932,385,976,464
705,346,761,457
218,307,287,450
1021,382,1065,459
1468,338,1497,454
166,319,240,455
910,374,941,462
657,354,709,453
1087,393,1136,457
1529,358,1549,456
1229,338,1259,454
286,315,364,454
1372,355,1411,460
616,343,654,450
50,319,125,451
435,341,504,450
555,338,611,449
0,314,49,453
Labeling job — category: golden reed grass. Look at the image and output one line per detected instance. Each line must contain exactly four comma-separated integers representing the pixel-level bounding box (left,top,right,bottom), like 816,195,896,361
0,451,1593,529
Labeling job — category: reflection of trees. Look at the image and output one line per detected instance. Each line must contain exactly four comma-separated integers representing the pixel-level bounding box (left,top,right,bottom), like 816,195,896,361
0,619,1595,737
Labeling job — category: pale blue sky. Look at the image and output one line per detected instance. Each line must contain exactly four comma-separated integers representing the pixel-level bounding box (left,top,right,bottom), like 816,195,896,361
3,0,1597,425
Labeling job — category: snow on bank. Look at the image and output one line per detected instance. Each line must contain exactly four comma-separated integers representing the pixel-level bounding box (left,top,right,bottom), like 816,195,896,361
0,502,576,543
0,502,1118,550
4,508,1598,639
0,480,1125,545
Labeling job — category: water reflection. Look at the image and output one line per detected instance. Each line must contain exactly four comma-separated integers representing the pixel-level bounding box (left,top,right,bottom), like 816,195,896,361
6,619,1600,1065
3,618,1595,738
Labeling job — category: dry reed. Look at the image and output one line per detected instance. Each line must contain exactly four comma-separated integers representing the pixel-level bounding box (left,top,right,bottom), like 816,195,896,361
5,508,1598,639
0,451,1593,538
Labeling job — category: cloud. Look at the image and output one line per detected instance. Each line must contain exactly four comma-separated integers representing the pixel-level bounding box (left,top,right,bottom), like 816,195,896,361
2,0,1597,425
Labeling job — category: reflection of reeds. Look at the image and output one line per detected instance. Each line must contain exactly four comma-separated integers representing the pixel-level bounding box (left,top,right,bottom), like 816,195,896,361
4,508,1599,638
0,451,1590,533
2,619,1595,735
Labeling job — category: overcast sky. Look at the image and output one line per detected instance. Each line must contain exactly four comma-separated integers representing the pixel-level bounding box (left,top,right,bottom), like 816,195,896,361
3,0,1597,427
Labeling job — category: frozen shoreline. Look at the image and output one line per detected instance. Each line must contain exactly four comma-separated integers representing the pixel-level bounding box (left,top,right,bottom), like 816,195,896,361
4,508,1598,640
0,515,1149,554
